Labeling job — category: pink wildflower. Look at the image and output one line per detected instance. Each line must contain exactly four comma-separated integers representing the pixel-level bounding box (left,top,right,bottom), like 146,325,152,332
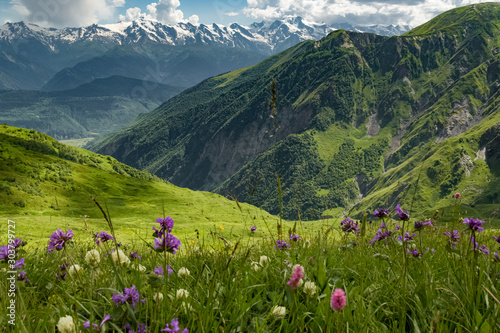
331,289,346,311
287,265,303,290
454,193,461,199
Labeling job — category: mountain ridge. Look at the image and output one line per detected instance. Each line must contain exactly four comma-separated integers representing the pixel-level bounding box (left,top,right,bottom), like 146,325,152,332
90,3,500,222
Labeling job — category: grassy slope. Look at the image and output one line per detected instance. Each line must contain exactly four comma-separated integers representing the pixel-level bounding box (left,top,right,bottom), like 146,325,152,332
0,125,336,246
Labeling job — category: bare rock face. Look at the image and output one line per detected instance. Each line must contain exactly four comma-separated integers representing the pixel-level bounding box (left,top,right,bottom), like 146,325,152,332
436,98,483,143
459,154,475,177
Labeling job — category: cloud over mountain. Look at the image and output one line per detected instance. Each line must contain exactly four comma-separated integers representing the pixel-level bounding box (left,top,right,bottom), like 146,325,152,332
118,0,199,25
11,0,124,28
243,0,494,26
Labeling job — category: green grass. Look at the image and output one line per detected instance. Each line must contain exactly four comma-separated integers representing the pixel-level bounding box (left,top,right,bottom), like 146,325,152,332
1,212,499,332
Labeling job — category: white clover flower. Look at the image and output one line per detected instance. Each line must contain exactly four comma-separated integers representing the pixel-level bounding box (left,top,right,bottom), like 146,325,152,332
270,306,286,319
251,262,260,271
57,315,75,333
259,255,269,266
85,250,100,266
303,281,317,298
111,249,130,266
176,289,189,299
67,265,82,278
178,267,190,278
154,292,164,302
132,264,146,272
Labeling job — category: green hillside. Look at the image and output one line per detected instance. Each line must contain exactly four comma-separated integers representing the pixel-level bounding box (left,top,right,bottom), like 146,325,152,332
0,125,284,244
0,76,183,139
92,3,500,222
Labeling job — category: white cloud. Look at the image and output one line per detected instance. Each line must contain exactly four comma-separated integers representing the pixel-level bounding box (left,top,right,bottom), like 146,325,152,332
10,0,124,28
243,0,494,26
118,0,188,24
224,12,240,17
188,14,199,25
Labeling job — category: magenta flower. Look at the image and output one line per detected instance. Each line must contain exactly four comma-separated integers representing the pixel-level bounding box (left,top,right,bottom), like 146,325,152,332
287,265,303,290
47,229,73,253
395,204,410,221
331,289,346,311
463,217,485,233
455,193,461,199
112,285,145,308
161,318,188,332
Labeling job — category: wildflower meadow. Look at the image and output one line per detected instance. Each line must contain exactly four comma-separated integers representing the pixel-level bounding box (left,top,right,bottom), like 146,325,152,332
1,201,500,332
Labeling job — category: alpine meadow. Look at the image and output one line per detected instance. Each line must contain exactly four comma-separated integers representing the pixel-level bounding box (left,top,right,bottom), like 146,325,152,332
1,2,500,333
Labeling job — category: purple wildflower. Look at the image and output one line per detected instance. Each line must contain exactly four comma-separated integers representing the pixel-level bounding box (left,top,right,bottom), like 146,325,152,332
112,285,145,309
444,230,460,248
492,235,500,243
463,217,485,233
12,238,27,249
250,226,257,233
154,266,173,276
14,258,26,269
414,220,433,231
47,229,73,253
495,252,500,263
395,204,410,221
479,245,490,255
373,208,390,218
60,263,69,270
129,251,142,260
0,245,9,261
426,247,436,254
57,271,68,280
124,323,148,333
18,271,27,281
161,318,189,333
407,249,423,258
153,217,174,237
84,314,111,332
369,228,393,245
275,240,290,250
290,234,301,241
398,232,416,242
93,231,114,245
340,218,359,235
395,224,401,231
455,193,461,199
154,233,181,254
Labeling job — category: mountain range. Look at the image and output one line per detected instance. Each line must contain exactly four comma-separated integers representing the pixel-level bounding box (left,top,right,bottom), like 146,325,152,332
0,17,409,91
90,3,500,222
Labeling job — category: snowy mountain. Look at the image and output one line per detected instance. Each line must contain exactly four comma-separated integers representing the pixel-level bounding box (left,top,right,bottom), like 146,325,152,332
0,18,410,90
0,18,410,55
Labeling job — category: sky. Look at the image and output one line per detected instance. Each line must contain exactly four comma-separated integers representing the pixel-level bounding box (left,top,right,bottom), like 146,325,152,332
0,0,497,28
